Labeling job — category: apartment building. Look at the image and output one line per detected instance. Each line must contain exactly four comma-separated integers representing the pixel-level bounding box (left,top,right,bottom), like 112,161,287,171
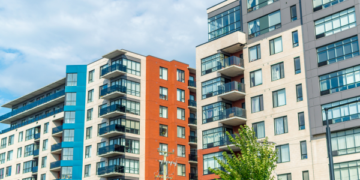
0,50,197,180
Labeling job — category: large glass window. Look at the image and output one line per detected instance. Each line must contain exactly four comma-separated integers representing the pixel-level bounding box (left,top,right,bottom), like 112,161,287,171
252,121,265,139
109,118,140,134
109,138,140,154
201,54,228,75
65,93,76,106
276,144,290,163
25,128,34,141
270,37,283,55
203,127,233,148
177,108,185,120
160,67,168,80
24,144,34,157
249,44,261,62
315,7,356,39
202,77,226,99
296,84,303,102
110,78,140,97
275,116,288,135
334,160,360,179
248,10,281,38
294,57,301,74
177,69,185,82
202,102,231,123
23,161,32,173
319,65,360,95
61,167,72,179
177,89,185,102
159,106,168,118
64,130,75,142
110,99,140,115
64,112,75,123
113,58,141,76
322,96,360,124
298,112,305,130
313,0,347,12
251,95,264,113
208,6,241,41
203,152,228,174
62,148,73,160
66,73,77,86
250,69,262,87
108,158,139,174
273,89,286,107
331,128,360,156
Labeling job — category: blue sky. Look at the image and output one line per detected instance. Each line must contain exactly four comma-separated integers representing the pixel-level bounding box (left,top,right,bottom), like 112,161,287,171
0,0,220,131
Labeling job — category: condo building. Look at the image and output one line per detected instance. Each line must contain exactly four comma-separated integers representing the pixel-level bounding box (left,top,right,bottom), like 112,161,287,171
0,50,197,180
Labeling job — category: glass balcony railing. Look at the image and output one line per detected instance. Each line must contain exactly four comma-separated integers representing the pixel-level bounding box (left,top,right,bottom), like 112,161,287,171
32,166,38,173
100,85,126,97
0,90,65,122
98,145,125,156
188,100,196,107
98,165,125,175
218,81,245,94
99,124,125,136
33,149,39,156
101,64,127,77
220,134,237,146
0,108,63,135
52,126,63,134
34,133,40,140
188,117,197,125
188,80,196,87
189,154,198,161
50,160,61,169
99,104,126,117
51,143,62,152
189,136,197,143
204,107,246,123
202,56,244,76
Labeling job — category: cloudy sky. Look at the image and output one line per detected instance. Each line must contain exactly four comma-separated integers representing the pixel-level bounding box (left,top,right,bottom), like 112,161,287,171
0,0,220,130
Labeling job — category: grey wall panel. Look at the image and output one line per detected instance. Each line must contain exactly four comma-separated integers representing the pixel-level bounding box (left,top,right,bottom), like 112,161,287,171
317,63,339,76
337,56,360,70
319,93,342,105
340,88,360,99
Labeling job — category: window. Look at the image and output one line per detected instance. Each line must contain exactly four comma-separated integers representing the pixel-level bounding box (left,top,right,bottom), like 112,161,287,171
25,128,34,141
296,84,303,102
334,160,360,179
201,54,229,75
331,128,360,156
88,89,94,103
273,89,286,107
270,37,283,55
17,148,22,158
159,106,168,118
41,156,47,168
271,62,284,81
251,95,264,113
87,108,93,121
109,117,140,135
18,131,23,142
0,168,3,179
177,145,185,157
159,161,168,175
44,123,49,134
0,153,4,164
208,6,241,41
65,93,76,106
97,141,106,154
41,174,46,180
275,116,288,135
300,141,307,159
202,102,232,123
110,98,140,115
5,166,11,177
177,69,185,82
64,130,75,142
159,125,168,137
88,70,94,83
292,31,299,47
201,77,226,99
111,78,140,97
8,135,14,146
63,148,73,160
177,164,186,176
276,144,290,163
250,69,262,87
64,111,75,123
66,73,77,86
319,65,360,95
315,8,356,39
303,171,309,180
177,108,185,120
23,161,32,173
100,64,108,77
112,58,141,76
252,121,265,139
16,164,20,174
203,127,233,148
278,174,291,180
177,126,185,139
177,89,185,102
298,112,305,130
61,167,72,179
249,44,261,62
84,164,91,177
42,139,48,150
290,5,297,21
7,150,12,161
0,138,6,148
159,144,168,155
203,152,228,174
322,96,360,124
160,67,168,80
24,144,34,157
86,127,92,139
294,57,301,74
159,87,168,100
248,10,281,38
85,146,91,158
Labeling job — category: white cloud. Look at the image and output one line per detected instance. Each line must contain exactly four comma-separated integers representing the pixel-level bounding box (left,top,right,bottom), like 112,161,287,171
0,0,220,96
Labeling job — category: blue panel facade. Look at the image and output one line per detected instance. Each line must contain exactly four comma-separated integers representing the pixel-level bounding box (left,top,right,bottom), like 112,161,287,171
64,65,87,180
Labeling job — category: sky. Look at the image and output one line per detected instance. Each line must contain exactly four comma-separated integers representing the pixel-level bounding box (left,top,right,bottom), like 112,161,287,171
0,0,220,131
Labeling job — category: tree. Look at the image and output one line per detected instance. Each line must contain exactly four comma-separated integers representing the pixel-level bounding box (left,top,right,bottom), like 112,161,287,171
209,126,277,180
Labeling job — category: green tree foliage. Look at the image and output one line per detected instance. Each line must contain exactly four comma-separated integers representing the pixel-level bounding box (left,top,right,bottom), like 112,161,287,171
209,126,277,180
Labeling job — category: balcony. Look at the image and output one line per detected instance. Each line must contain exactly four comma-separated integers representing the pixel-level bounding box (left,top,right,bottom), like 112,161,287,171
189,136,197,146
34,133,40,141
98,145,125,158
32,166,38,174
99,105,126,119
189,154,198,164
0,90,65,124
188,117,197,128
217,56,244,77
219,134,240,151
98,165,125,177
50,160,61,171
188,100,197,111
101,64,127,79
99,124,126,138
51,143,62,154
218,81,245,101
189,173,198,180
205,107,246,126
52,126,63,137
188,80,196,92
100,85,126,100
33,149,39,157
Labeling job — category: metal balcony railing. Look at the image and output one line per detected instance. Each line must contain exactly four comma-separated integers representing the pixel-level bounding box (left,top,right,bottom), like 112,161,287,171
189,154,198,161
188,117,197,125
99,104,126,117
189,136,197,143
101,64,127,77
99,124,125,136
220,134,237,146
97,165,125,175
100,85,127,97
188,80,196,87
218,81,245,94
51,143,62,152
188,100,196,107
98,145,125,155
